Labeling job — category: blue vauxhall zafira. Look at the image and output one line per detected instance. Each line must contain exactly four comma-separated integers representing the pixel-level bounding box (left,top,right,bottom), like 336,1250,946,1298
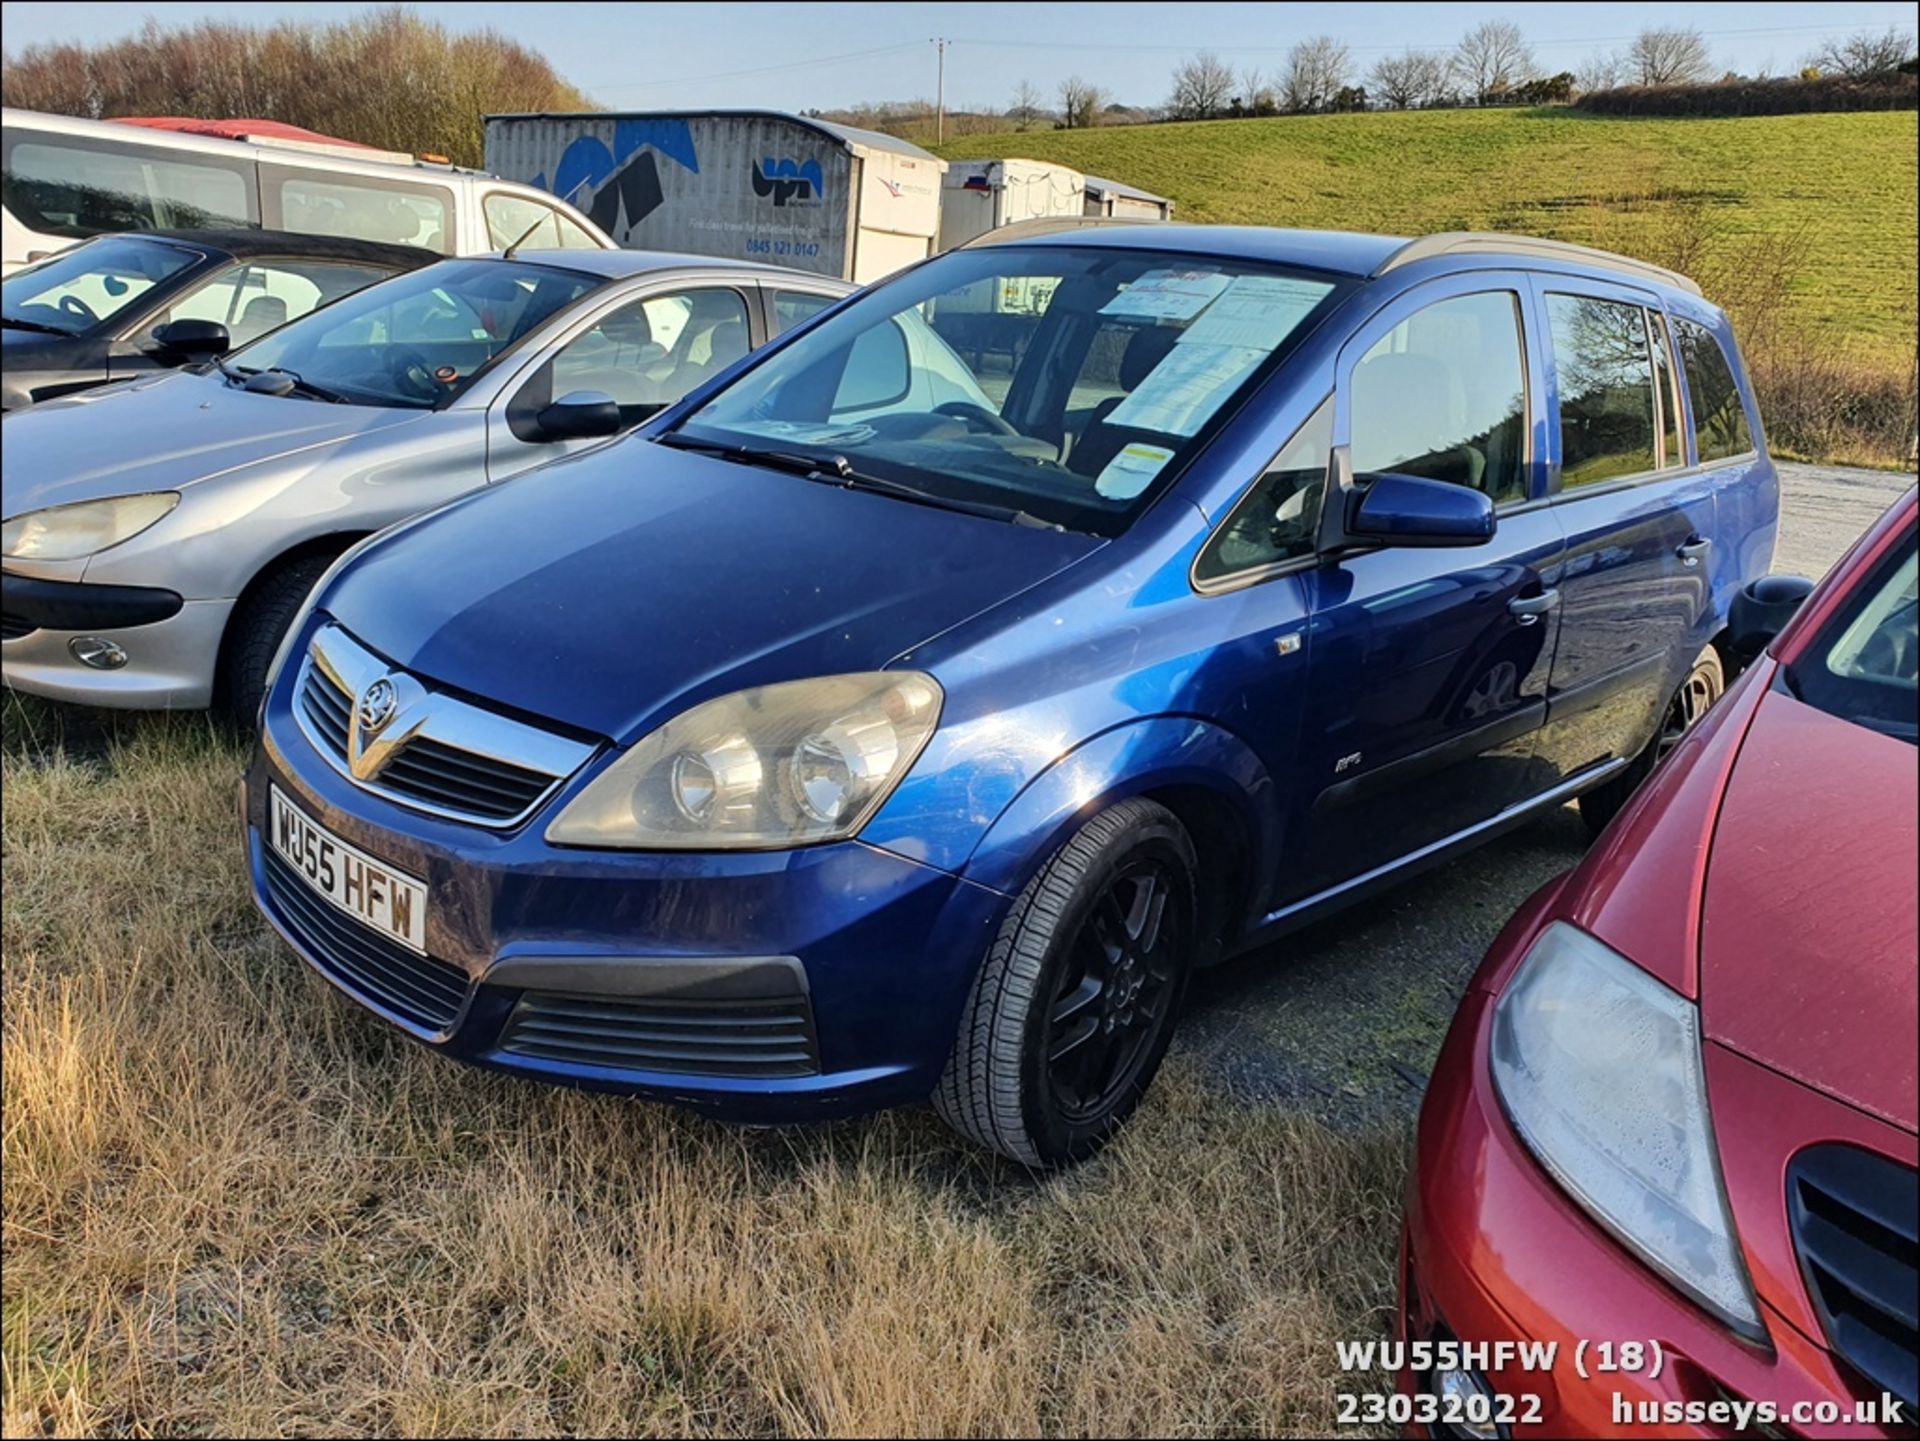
245,224,1777,1166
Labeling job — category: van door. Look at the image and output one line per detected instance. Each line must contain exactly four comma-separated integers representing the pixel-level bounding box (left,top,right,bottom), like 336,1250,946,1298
1527,277,1719,785
1276,273,1564,907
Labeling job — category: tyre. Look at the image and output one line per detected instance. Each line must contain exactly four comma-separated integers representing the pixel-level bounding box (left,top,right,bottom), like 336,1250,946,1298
213,554,335,730
1578,643,1725,837
934,796,1197,1168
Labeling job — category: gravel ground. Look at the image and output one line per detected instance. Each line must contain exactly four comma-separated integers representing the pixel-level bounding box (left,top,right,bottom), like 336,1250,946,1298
1179,461,1916,1117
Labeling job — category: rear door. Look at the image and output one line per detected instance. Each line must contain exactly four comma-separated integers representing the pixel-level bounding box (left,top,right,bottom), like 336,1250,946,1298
1277,271,1565,906
1527,276,1719,785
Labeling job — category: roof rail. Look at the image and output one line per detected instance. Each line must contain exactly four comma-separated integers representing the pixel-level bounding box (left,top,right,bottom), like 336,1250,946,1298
956,215,1154,248
1375,231,1703,296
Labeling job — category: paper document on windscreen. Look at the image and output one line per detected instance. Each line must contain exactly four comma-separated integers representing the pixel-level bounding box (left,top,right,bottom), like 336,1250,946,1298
1099,268,1233,322
1104,342,1268,437
1177,275,1334,350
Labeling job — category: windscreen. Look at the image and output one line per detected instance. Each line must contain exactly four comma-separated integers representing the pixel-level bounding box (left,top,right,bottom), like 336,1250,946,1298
2,235,201,334
674,245,1347,536
228,257,602,408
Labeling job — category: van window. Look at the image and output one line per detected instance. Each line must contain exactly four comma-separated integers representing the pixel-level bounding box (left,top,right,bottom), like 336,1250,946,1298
1194,397,1333,587
154,259,399,346
1547,293,1659,488
1350,291,1529,504
483,193,600,251
3,137,253,238
1674,319,1755,462
277,175,450,252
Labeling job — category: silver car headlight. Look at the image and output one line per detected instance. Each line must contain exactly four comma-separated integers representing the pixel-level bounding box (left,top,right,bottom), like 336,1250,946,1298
545,671,942,850
1491,922,1766,1342
1,492,179,561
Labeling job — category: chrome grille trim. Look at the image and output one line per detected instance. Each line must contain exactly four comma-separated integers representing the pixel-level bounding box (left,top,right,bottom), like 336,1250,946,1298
292,623,596,829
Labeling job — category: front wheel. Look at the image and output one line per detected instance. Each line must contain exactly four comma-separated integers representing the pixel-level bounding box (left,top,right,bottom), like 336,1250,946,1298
933,797,1196,1168
1578,643,1725,837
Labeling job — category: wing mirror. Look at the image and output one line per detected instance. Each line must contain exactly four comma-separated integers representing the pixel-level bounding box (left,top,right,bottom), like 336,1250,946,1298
151,319,231,362
1348,472,1496,548
1728,573,1816,662
531,390,623,442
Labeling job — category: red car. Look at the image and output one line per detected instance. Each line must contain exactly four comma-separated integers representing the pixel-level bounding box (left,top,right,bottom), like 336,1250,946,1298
1400,488,1917,1438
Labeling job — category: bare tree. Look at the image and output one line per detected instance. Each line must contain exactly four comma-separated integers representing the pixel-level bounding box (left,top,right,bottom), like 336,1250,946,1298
1240,65,1279,116
1279,35,1352,113
1628,27,1713,86
1806,27,1918,79
1057,74,1105,129
1009,78,1044,129
1168,49,1236,119
1574,50,1625,95
1452,20,1535,105
1369,48,1449,109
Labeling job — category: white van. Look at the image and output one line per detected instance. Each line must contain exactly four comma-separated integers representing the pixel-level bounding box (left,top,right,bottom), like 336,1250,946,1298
1,108,615,273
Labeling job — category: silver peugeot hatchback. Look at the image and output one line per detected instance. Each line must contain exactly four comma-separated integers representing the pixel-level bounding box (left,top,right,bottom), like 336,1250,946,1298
1,249,852,720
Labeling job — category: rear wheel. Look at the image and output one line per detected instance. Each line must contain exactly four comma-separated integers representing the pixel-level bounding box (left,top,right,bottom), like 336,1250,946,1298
213,555,334,730
1578,643,1725,837
934,797,1196,1168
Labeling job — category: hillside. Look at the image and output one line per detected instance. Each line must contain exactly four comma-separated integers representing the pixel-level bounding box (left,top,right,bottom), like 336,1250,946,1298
937,108,1918,371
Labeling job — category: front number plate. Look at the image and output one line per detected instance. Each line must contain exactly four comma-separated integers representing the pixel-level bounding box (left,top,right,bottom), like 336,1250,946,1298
269,785,428,954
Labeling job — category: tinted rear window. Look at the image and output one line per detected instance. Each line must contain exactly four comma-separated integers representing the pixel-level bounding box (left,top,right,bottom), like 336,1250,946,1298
1675,318,1755,462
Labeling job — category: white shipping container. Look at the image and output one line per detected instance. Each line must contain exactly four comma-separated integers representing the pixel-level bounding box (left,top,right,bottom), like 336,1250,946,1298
936,158,1087,252
483,109,944,284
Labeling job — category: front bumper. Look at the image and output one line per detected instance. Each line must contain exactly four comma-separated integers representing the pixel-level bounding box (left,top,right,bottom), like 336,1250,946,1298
1400,957,1905,1436
2,570,228,708
244,688,1012,1124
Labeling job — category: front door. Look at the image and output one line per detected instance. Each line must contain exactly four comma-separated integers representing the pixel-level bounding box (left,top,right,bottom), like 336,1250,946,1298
1527,279,1719,784
1278,275,1565,907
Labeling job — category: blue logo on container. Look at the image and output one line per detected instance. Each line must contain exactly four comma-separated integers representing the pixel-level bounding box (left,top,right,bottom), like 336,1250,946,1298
530,119,699,234
752,157,824,207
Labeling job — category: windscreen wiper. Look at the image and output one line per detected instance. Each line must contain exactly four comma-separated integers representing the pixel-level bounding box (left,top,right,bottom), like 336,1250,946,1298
655,432,1066,530
1,315,70,336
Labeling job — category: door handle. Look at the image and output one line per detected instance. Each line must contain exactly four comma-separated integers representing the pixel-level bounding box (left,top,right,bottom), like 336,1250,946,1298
1508,589,1560,625
1677,536,1713,568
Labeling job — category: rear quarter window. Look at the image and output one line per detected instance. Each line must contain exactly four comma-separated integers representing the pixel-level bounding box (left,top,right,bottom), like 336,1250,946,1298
1674,318,1755,462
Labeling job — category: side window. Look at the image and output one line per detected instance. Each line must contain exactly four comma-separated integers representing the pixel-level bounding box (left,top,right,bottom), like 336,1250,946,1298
1546,293,1659,488
772,289,839,335
1674,319,1755,463
830,320,911,413
1649,313,1686,468
1349,291,1529,505
1195,398,1333,588
485,192,601,252
278,175,450,252
3,138,252,237
155,260,396,345
513,286,752,437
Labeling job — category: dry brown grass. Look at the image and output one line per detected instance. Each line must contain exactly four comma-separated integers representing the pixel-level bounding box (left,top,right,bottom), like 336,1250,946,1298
1,702,1409,1438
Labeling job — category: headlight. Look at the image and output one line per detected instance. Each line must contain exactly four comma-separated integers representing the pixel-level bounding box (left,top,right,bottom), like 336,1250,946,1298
1491,922,1766,1342
1,492,179,561
545,671,942,850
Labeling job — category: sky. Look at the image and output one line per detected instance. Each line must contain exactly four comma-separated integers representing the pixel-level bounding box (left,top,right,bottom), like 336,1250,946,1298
2,0,1915,112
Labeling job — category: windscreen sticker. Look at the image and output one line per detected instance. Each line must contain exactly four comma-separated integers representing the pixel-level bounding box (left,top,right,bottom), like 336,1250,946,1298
1177,275,1335,350
1094,442,1176,500
1098,268,1233,321
1105,342,1269,437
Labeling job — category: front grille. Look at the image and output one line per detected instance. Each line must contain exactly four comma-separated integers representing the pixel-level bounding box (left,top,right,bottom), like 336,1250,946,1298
375,738,558,821
262,845,468,1032
499,991,821,1079
300,663,351,754
291,626,594,829
1788,1144,1918,1412
1,613,36,641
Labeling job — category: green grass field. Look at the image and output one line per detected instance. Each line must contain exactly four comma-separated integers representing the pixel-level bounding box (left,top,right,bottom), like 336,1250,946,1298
938,108,1919,368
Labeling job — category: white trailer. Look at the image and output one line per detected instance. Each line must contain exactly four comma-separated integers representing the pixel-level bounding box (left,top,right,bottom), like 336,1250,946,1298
936,158,1088,251
483,109,944,285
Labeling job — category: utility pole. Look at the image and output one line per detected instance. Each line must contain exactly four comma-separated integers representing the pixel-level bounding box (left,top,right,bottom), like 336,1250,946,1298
931,37,948,143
